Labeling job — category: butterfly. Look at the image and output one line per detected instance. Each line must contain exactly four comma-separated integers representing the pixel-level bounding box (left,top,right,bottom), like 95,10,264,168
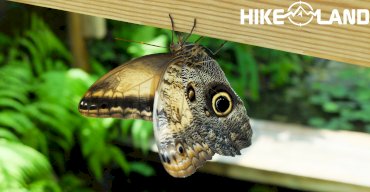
78,15,252,178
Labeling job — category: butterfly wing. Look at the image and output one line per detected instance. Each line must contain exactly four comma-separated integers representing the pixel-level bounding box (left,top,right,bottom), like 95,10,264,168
79,53,173,120
153,58,214,178
153,44,252,178
181,46,252,157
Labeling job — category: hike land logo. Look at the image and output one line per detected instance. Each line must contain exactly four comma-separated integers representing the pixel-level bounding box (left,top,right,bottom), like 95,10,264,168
240,1,369,26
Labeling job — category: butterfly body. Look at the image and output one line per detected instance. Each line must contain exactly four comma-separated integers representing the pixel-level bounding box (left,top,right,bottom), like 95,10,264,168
79,18,252,178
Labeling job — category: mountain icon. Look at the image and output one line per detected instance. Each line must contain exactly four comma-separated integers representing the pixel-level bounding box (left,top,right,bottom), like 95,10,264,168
286,1,316,26
289,5,316,17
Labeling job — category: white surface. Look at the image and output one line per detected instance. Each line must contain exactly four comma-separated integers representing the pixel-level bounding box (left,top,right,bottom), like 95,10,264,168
212,119,370,187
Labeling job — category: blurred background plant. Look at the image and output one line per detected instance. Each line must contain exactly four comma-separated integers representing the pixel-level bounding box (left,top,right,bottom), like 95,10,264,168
0,2,369,191
0,14,153,191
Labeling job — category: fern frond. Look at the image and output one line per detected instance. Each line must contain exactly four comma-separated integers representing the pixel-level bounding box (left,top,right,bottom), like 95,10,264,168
0,98,26,112
24,105,73,151
0,112,33,135
0,89,30,104
0,129,20,142
0,140,60,191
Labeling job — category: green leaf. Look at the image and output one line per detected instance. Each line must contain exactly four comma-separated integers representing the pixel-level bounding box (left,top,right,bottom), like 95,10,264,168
0,33,11,48
0,112,32,135
29,180,61,192
80,120,107,157
0,140,59,191
0,129,20,142
59,174,94,192
0,89,30,104
25,105,73,148
308,117,326,128
129,162,155,177
131,120,153,152
0,98,26,111
120,119,135,137
90,59,108,77
109,146,130,174
235,45,259,101
140,122,153,154
88,153,103,180
131,120,144,148
18,38,43,75
323,102,339,113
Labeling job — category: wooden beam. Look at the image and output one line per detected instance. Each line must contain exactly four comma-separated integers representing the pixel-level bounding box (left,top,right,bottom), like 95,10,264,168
8,0,370,67
67,12,90,71
203,163,370,192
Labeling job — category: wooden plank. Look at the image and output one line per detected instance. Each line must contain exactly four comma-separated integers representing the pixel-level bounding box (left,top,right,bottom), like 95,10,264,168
8,0,370,67
67,12,90,71
203,163,370,192
199,120,370,192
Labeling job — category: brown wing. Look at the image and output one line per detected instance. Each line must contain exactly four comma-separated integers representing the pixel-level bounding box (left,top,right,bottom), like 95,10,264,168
79,53,174,121
153,59,214,177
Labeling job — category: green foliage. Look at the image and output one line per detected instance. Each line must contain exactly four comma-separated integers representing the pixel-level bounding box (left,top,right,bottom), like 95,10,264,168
0,14,154,191
0,15,83,191
58,174,94,192
130,120,154,153
0,140,60,192
234,45,259,100
306,63,370,131
129,162,155,177
12,14,71,76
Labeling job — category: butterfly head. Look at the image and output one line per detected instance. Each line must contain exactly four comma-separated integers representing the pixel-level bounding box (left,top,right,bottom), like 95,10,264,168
170,42,195,54
170,42,182,53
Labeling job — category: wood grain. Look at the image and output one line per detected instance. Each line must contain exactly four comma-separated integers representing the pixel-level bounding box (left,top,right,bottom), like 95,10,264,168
8,0,370,66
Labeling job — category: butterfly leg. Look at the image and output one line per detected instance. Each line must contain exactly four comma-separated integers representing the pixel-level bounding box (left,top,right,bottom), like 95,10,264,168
211,40,228,55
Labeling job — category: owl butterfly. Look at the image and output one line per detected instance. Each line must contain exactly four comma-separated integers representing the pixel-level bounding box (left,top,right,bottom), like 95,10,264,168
79,15,252,178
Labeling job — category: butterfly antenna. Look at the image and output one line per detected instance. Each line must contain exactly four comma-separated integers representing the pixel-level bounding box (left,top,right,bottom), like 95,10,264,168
212,41,228,55
115,38,167,48
169,14,183,45
169,14,175,45
183,18,196,44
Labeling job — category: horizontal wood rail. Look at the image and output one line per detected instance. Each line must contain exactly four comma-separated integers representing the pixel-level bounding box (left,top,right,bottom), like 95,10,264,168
9,0,370,67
